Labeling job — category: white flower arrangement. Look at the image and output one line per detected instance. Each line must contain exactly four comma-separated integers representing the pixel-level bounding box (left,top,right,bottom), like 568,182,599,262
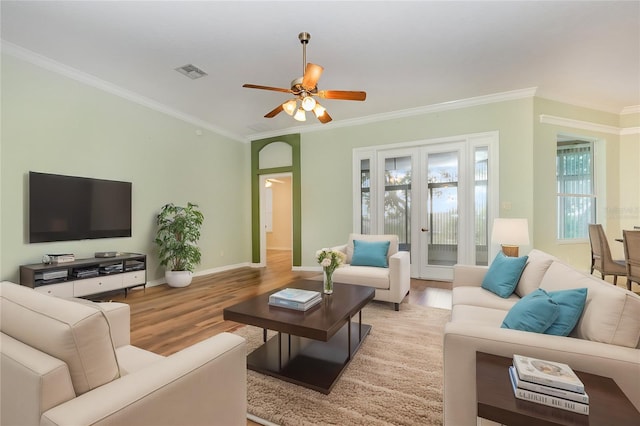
315,248,346,273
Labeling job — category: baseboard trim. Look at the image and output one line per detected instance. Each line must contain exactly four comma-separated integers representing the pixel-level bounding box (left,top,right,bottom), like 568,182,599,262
145,262,252,287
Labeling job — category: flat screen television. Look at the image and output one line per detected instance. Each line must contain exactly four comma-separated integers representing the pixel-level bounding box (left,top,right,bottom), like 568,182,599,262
29,171,132,243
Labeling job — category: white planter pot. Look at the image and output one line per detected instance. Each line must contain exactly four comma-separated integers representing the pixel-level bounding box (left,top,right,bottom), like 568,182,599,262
165,270,193,288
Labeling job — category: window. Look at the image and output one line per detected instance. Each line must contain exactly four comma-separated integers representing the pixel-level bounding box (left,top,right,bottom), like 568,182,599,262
360,159,371,234
475,147,489,265
384,156,411,251
556,139,595,240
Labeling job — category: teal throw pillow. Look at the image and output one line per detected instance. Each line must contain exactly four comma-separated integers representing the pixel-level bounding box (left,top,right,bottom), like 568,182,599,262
501,289,560,333
481,251,529,298
351,240,391,268
544,288,588,336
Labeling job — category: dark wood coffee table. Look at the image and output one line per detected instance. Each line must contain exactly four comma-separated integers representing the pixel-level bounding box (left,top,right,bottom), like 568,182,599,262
223,279,375,394
476,352,640,426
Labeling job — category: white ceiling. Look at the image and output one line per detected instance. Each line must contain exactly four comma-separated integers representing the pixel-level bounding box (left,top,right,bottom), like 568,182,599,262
2,1,639,141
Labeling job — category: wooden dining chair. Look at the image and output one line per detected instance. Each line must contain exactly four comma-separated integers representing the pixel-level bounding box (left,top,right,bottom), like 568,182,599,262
588,224,626,285
622,230,640,291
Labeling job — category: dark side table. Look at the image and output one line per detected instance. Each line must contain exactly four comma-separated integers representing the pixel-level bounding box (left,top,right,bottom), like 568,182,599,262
476,351,640,426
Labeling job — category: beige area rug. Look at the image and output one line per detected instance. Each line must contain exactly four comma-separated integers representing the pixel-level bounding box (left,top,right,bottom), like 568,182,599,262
233,302,451,426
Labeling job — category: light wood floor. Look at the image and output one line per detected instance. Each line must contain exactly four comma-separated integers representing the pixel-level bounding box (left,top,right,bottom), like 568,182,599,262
111,249,452,356
110,250,451,425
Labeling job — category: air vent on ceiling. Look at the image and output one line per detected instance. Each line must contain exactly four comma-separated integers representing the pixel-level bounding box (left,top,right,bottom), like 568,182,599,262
175,64,208,80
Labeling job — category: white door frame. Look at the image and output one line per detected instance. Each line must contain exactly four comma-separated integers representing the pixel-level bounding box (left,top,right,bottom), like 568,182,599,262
259,172,293,267
353,131,499,280
419,142,467,280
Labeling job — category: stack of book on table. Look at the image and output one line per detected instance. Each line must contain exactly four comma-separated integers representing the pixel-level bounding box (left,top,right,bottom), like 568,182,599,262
509,354,589,415
269,288,322,311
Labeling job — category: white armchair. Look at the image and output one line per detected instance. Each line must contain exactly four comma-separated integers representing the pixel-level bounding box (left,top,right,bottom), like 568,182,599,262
328,233,411,310
0,281,247,426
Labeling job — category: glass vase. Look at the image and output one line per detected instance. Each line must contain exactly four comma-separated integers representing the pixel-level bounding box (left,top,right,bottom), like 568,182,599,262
323,269,334,294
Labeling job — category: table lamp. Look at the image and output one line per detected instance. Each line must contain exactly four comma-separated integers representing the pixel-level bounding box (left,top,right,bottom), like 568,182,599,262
491,218,530,257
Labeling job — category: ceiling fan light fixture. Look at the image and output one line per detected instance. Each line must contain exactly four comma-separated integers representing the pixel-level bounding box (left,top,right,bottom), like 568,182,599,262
283,99,297,115
301,95,316,111
293,107,306,121
313,103,326,118
243,32,366,124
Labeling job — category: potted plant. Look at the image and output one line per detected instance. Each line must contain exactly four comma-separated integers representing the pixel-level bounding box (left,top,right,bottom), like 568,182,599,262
154,202,204,287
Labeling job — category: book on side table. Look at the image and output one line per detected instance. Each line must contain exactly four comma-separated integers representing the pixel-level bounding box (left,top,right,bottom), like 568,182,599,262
513,354,585,393
268,288,322,311
510,354,589,415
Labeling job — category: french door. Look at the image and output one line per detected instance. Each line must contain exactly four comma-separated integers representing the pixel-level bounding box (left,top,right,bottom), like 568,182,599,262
355,133,497,280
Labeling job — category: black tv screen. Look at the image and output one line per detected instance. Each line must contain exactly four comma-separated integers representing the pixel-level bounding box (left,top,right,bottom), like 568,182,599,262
29,171,132,243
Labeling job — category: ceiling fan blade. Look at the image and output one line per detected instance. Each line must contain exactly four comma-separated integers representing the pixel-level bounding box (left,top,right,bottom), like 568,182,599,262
317,90,367,101
317,110,332,124
243,84,293,94
264,104,284,118
302,63,323,90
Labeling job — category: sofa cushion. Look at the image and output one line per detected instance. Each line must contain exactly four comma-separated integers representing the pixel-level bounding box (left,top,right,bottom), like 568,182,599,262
0,281,120,395
515,249,556,297
540,262,640,348
451,304,508,327
332,265,390,290
116,345,165,375
351,239,390,268
1,332,76,426
481,252,529,298
452,286,520,311
545,288,588,336
347,234,398,264
501,289,560,333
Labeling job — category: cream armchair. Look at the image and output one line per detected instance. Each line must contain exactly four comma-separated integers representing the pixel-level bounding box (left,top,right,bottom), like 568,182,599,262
0,281,247,426
328,233,410,310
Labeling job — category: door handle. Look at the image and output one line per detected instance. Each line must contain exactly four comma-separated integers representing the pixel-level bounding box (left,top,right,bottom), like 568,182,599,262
421,228,429,232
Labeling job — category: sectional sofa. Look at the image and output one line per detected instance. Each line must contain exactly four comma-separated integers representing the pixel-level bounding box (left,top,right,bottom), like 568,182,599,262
443,249,640,425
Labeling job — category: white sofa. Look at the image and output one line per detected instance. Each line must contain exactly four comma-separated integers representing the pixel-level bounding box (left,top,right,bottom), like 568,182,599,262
443,250,640,425
0,281,247,426
329,233,410,310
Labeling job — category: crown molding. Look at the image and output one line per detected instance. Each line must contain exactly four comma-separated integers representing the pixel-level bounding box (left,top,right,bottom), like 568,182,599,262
539,114,640,136
1,41,245,142
621,105,640,115
620,127,640,136
4,39,635,142
247,87,538,141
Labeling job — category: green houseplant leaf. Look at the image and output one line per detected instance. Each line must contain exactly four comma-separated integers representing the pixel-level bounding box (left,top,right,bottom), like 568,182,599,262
154,202,204,272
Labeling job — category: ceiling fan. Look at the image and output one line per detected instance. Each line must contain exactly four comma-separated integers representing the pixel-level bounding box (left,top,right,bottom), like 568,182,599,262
243,32,366,124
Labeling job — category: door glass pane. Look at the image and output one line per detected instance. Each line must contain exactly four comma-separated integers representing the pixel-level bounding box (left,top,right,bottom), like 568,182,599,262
384,156,411,251
427,152,458,266
360,159,371,234
475,147,488,266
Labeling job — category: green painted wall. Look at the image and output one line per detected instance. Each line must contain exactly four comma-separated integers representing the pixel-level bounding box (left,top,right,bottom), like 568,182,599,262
532,98,630,269
299,98,536,267
2,52,637,281
0,54,251,282
619,112,640,256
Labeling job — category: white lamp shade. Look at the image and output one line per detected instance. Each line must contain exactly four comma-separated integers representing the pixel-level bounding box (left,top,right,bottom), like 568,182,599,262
313,103,326,118
491,218,530,246
301,96,316,111
282,99,297,115
293,108,306,121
